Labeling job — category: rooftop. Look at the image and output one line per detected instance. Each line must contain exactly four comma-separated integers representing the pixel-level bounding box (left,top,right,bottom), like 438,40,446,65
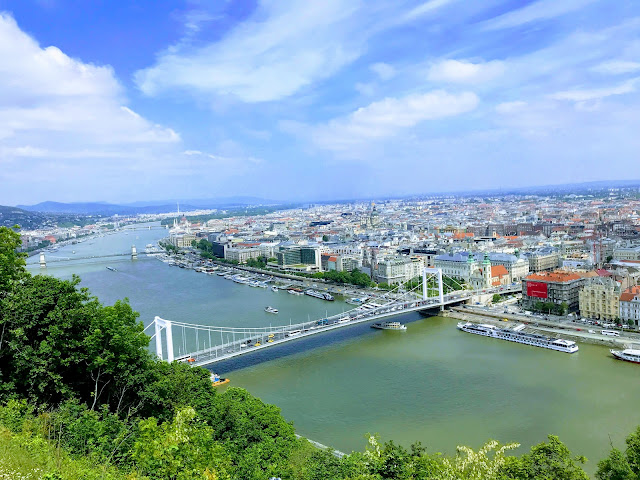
525,270,583,283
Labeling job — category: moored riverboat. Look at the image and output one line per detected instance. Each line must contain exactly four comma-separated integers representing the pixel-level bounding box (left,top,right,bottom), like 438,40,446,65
305,289,335,301
457,322,578,353
610,348,640,363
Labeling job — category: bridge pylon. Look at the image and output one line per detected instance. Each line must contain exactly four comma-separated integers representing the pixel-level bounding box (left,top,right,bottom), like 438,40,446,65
39,252,46,268
131,245,138,259
422,267,444,309
154,316,174,362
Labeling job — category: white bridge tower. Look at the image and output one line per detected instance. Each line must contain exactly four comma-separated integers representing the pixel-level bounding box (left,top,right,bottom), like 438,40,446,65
154,316,174,362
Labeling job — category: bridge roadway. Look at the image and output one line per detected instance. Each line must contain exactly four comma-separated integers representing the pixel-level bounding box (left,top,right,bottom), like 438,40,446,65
43,252,156,263
180,284,521,367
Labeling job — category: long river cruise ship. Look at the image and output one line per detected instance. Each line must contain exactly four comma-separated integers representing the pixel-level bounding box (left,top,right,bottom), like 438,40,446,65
457,322,579,353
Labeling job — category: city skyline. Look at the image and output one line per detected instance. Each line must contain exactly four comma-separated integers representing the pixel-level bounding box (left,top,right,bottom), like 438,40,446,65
1,0,639,205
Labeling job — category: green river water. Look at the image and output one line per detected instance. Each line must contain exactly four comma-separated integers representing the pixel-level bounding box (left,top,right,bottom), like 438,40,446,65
27,224,640,474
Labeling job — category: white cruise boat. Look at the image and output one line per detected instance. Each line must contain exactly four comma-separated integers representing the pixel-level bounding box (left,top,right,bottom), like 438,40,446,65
610,348,640,364
457,322,579,353
371,321,407,331
264,306,279,314
305,289,334,301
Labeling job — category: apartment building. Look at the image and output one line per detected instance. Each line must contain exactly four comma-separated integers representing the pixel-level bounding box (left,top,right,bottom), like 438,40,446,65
614,245,640,261
521,270,588,311
620,286,640,327
579,277,621,321
527,250,560,272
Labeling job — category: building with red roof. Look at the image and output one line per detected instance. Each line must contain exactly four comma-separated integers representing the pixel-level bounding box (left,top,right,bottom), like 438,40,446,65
521,270,588,311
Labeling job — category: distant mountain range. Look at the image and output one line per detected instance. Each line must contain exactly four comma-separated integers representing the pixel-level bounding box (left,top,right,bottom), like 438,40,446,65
16,197,279,215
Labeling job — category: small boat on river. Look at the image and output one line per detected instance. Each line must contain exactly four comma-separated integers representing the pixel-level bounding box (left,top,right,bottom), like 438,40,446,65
371,321,407,331
265,306,279,314
211,372,230,387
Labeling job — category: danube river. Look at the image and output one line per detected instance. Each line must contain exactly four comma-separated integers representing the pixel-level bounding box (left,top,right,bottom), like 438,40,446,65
28,224,640,473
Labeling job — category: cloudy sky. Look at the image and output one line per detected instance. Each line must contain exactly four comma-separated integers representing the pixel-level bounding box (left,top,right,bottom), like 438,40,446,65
0,0,639,205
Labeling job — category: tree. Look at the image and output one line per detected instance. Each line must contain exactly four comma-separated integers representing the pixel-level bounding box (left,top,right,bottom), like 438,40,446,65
322,235,329,242
131,407,231,480
0,226,26,295
493,294,502,304
501,435,588,480
0,273,153,413
206,387,298,478
596,448,636,480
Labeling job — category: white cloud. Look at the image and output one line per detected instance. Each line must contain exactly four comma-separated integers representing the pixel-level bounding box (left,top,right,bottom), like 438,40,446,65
495,101,527,114
0,14,196,203
427,59,504,84
355,82,376,96
400,0,455,23
483,0,598,30
370,62,395,81
135,0,368,103
550,79,637,102
313,90,478,151
0,13,179,147
592,60,640,75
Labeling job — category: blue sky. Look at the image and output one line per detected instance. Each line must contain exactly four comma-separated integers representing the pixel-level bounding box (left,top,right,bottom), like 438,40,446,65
0,0,639,205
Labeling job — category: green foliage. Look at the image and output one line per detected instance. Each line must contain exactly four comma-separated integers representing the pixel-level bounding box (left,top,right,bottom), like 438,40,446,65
206,387,298,479
0,226,27,294
531,301,567,316
246,256,268,268
0,424,129,480
596,448,636,480
138,361,217,423
0,273,151,412
131,407,231,480
500,435,588,480
493,293,502,303
597,426,640,480
314,268,373,287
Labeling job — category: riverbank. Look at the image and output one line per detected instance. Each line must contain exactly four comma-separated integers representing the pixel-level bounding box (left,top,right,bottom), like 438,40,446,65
162,248,411,303
443,307,635,348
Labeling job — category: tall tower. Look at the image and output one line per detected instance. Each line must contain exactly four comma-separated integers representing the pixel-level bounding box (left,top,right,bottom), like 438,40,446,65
482,253,492,288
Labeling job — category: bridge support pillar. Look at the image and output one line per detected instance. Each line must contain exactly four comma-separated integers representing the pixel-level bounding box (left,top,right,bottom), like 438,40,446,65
422,267,444,309
154,316,174,362
131,245,138,259
39,252,46,268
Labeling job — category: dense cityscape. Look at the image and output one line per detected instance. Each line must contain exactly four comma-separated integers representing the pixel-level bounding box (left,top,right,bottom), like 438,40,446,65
16,187,640,329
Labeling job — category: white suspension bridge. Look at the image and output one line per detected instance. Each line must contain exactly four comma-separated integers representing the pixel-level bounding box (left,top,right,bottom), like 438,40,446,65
147,268,521,367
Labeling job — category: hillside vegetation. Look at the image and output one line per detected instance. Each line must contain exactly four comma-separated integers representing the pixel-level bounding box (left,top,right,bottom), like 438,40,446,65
1,225,639,479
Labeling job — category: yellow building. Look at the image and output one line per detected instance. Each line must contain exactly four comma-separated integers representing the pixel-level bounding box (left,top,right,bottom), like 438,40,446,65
579,277,621,321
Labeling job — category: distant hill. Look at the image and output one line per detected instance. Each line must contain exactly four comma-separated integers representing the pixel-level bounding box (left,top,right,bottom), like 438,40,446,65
0,205,49,229
18,197,281,215
16,201,195,216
